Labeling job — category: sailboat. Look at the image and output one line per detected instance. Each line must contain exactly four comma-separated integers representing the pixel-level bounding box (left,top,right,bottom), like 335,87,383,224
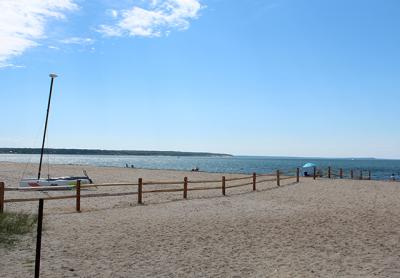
19,73,93,188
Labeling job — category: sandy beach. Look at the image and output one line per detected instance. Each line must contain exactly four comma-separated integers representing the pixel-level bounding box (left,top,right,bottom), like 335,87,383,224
1,162,400,277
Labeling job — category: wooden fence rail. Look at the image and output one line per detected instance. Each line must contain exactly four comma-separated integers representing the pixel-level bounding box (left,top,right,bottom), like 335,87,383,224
187,179,221,184
0,169,302,213
224,175,254,182
83,182,139,188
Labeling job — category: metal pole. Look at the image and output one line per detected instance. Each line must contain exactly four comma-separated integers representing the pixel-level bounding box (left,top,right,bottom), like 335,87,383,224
35,199,44,278
0,182,4,213
38,74,57,180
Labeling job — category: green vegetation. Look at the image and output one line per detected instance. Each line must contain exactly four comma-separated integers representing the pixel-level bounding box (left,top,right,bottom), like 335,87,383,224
0,148,232,157
0,212,37,246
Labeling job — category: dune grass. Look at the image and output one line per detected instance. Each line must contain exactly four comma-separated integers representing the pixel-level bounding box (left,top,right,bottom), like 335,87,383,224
0,212,37,246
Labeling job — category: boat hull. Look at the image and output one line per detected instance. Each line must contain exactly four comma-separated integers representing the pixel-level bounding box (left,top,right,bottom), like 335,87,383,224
19,177,92,188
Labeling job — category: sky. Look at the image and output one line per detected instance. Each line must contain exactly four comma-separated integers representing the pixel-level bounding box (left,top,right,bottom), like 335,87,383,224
0,0,399,158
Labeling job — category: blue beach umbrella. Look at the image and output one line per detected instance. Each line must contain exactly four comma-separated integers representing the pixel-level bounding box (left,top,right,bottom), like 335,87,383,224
303,162,317,168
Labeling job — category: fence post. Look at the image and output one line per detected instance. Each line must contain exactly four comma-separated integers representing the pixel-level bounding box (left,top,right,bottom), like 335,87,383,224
253,173,256,191
360,171,363,180
222,176,226,196
277,170,280,186
328,167,331,179
313,167,316,180
138,178,143,204
76,180,81,212
296,168,300,183
35,199,44,278
340,168,343,179
350,170,354,179
368,171,371,180
183,177,188,199
0,182,4,213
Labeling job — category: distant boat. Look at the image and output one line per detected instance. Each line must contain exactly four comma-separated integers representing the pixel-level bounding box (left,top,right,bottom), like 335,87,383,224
19,74,92,188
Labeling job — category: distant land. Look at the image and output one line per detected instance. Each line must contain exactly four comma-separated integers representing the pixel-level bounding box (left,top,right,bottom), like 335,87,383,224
0,148,232,157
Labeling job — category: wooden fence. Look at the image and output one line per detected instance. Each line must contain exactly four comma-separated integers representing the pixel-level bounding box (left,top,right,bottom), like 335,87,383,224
0,169,301,213
324,167,371,180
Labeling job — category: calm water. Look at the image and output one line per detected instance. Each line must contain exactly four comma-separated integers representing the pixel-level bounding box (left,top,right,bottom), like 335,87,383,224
1,154,399,180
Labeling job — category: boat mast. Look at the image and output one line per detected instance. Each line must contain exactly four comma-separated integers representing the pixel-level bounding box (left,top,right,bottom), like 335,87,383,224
38,73,58,180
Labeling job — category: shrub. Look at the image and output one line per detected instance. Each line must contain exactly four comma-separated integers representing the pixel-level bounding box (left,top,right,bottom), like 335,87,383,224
0,212,37,246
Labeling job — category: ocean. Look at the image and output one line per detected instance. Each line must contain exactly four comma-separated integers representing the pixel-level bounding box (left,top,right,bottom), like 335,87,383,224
0,154,399,181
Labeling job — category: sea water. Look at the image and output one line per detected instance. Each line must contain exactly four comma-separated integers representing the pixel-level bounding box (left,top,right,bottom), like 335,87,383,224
0,154,399,181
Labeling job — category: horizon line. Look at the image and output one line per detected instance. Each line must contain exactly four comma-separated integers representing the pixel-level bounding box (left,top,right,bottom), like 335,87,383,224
1,147,400,160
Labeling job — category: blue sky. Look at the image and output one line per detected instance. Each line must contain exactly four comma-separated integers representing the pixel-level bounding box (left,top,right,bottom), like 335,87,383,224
1,0,399,158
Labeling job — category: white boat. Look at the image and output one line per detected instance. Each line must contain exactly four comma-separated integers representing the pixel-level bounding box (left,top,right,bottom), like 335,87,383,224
20,176,92,188
19,73,93,189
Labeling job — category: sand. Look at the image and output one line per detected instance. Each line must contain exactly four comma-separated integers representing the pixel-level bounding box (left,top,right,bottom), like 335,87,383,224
1,162,400,277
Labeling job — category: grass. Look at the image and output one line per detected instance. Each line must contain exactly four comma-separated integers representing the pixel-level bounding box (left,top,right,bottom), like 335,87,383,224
0,212,37,246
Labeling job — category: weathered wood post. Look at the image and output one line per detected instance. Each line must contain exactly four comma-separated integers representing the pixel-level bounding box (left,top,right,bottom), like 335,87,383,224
252,173,256,191
222,176,226,196
368,170,371,180
138,178,143,204
313,167,316,180
296,168,300,183
277,170,280,186
76,180,81,212
0,182,4,213
35,199,44,278
183,177,188,199
340,168,343,179
328,167,331,179
350,170,354,179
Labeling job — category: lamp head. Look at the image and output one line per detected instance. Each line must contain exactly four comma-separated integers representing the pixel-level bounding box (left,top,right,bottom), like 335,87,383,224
49,73,58,78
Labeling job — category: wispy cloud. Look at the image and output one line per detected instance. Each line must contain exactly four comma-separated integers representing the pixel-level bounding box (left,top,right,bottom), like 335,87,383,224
60,37,95,45
0,0,77,68
48,45,60,50
98,0,203,38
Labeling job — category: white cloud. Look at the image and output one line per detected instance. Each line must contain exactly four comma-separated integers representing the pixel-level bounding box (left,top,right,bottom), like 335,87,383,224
106,9,119,19
0,0,77,68
98,0,203,38
48,45,60,50
60,37,95,45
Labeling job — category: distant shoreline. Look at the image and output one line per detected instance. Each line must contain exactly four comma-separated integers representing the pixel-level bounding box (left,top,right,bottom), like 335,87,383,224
0,148,232,157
